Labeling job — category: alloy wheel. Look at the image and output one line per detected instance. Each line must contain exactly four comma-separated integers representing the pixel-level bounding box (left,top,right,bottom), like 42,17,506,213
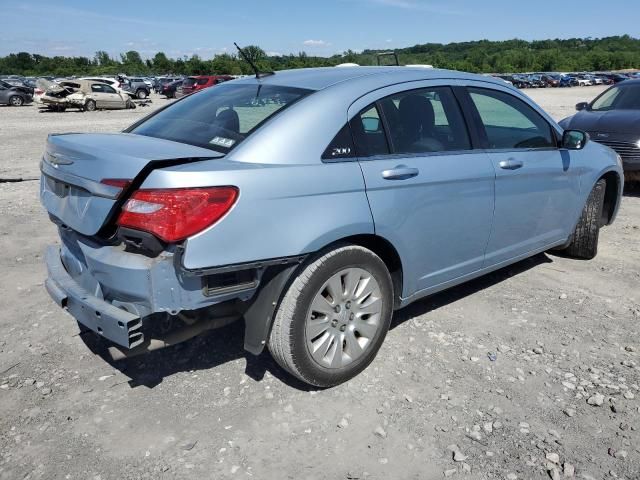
305,267,383,369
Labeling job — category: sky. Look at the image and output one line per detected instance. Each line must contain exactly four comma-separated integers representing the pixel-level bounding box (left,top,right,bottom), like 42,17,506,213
0,0,638,59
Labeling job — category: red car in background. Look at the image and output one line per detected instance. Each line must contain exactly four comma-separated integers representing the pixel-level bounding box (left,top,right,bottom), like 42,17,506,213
180,75,234,95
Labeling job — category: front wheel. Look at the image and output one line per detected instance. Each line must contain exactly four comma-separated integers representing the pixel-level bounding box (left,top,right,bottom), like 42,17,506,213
562,179,606,260
136,89,147,99
268,245,394,387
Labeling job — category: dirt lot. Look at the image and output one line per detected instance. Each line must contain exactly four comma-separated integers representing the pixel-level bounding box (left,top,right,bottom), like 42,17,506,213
1,87,639,480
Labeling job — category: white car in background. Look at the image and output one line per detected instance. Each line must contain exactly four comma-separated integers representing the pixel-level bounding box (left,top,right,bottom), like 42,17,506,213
575,76,594,87
80,77,122,90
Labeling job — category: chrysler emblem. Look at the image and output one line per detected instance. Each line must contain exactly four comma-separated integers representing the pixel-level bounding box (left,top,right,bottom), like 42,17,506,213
46,152,74,167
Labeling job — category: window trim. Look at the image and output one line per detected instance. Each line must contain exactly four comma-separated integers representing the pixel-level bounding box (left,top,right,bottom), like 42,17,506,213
379,86,473,156
344,86,475,161
462,86,559,152
348,102,391,158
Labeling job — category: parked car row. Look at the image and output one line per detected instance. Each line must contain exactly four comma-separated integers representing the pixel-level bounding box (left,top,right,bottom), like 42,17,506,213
494,71,639,89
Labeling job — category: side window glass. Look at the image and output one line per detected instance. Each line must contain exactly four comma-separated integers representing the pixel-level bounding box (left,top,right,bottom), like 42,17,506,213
350,104,390,157
103,85,116,94
91,84,104,93
468,88,555,149
380,87,470,154
322,124,356,161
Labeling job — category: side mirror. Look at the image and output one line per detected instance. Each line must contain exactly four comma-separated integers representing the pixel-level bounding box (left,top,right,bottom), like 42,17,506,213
562,130,589,150
575,102,589,111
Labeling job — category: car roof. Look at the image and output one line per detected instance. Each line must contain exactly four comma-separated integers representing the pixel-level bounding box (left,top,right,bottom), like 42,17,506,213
230,66,506,91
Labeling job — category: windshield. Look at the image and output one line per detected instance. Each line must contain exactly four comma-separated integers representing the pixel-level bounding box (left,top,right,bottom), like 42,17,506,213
591,84,640,111
129,83,312,152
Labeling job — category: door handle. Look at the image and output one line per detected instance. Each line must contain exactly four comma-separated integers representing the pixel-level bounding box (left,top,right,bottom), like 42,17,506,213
382,165,419,180
498,159,524,170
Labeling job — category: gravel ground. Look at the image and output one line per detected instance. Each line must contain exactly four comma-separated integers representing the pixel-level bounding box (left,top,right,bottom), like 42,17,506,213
0,87,639,480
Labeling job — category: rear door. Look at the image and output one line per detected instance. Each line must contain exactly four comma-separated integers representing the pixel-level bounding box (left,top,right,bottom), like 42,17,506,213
462,85,581,265
349,83,495,298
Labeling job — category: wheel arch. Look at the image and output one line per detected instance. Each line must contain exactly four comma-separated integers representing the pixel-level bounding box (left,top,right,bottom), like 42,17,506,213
242,233,405,355
316,233,404,309
599,170,622,225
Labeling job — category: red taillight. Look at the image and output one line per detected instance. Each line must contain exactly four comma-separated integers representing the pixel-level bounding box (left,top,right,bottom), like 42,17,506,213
101,178,131,189
117,187,238,243
101,178,132,198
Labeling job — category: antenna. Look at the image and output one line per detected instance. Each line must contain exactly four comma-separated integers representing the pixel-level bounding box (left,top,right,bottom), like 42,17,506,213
234,43,275,79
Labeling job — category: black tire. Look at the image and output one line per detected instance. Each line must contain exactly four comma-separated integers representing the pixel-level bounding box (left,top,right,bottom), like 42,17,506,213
126,99,136,109
9,95,24,106
136,89,147,99
84,99,96,112
268,244,394,387
563,179,606,260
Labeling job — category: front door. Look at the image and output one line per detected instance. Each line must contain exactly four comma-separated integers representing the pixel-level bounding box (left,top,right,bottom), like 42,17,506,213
464,86,581,266
352,86,495,298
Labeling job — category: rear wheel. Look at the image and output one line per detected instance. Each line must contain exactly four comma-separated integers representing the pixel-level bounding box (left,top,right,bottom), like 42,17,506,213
563,179,606,260
84,99,96,112
9,95,24,106
268,245,394,387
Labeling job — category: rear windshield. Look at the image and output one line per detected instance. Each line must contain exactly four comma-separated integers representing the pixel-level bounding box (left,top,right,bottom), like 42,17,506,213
129,83,312,152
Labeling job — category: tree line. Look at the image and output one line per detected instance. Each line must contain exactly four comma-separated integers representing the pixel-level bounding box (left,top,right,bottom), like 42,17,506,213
1,36,639,77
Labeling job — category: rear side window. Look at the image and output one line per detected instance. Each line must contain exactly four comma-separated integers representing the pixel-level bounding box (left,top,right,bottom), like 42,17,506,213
91,84,105,93
129,84,312,153
380,87,470,154
350,104,390,157
468,88,555,149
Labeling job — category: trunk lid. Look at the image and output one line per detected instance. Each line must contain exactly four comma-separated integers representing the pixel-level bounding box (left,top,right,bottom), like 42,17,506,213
40,133,221,236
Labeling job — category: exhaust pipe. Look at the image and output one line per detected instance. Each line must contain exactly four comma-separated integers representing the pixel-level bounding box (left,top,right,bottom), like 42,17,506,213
107,315,239,361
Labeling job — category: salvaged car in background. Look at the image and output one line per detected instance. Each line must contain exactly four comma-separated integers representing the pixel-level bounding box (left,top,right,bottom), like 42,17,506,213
41,67,623,387
0,79,34,106
39,79,136,112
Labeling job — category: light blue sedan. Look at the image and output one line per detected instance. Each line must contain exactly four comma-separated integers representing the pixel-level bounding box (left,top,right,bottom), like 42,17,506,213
40,67,623,386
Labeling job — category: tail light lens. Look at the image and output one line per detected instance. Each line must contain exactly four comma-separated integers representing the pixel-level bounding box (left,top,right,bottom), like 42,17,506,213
117,187,238,243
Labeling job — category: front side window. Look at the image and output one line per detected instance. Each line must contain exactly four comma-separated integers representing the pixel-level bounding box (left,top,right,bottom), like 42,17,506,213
350,104,390,157
129,84,312,153
103,85,116,94
380,87,470,154
468,88,555,149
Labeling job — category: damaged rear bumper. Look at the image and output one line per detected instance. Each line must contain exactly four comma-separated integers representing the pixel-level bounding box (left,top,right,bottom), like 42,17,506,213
45,245,144,348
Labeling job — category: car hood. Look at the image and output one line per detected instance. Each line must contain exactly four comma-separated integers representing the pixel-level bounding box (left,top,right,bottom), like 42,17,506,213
564,109,640,134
